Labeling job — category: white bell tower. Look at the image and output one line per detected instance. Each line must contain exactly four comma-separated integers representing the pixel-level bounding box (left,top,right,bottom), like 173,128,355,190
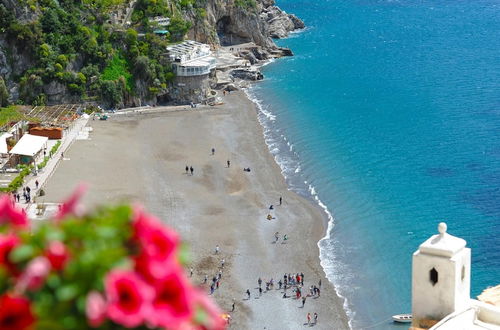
412,222,471,328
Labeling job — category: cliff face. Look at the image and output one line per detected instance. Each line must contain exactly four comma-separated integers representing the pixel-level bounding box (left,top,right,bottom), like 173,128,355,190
186,0,303,51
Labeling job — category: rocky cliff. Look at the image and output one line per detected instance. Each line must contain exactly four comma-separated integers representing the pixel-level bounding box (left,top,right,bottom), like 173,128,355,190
186,0,303,52
0,0,303,107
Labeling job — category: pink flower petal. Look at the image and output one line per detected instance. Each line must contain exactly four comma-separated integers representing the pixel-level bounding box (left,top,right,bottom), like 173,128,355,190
55,184,87,221
149,268,194,328
104,270,153,328
86,291,107,328
16,256,51,292
0,194,28,228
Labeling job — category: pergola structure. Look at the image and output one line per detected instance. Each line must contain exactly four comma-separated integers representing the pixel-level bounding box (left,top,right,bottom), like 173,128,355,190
25,104,81,129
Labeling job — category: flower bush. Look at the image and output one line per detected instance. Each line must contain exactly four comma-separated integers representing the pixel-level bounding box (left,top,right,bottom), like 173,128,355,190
0,190,226,329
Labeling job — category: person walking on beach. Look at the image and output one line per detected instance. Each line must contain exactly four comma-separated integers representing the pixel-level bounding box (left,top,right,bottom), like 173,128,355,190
211,147,215,155
314,312,318,324
35,180,39,189
185,165,189,174
221,259,225,268
204,274,208,284
246,289,250,299
302,296,306,307
274,232,279,243
258,287,262,296
279,196,282,205
227,160,230,168
258,277,262,288
190,166,194,175
307,313,311,325
231,299,235,312
189,268,193,277
318,279,322,288
215,245,220,254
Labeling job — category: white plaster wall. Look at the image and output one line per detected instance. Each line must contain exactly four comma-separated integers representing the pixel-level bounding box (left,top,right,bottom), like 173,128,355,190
412,248,471,323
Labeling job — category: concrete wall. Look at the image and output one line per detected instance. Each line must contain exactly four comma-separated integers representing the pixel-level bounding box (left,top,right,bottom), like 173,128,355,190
169,74,212,104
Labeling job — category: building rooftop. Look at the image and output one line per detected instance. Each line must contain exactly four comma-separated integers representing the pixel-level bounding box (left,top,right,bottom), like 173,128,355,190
418,222,467,258
479,286,500,308
430,301,500,330
167,40,212,61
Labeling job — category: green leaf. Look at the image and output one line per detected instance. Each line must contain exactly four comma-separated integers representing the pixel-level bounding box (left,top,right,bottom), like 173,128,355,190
178,242,191,265
56,284,79,301
10,244,35,263
194,306,209,324
96,226,116,238
46,273,61,289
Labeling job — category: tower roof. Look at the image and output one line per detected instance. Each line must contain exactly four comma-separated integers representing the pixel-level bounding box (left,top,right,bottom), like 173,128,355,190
418,222,466,258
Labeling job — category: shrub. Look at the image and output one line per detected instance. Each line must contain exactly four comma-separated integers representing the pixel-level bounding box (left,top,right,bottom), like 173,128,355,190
0,77,9,107
102,54,133,91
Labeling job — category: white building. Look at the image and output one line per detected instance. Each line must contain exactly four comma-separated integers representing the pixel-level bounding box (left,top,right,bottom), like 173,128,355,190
411,223,500,329
149,16,170,27
166,40,216,77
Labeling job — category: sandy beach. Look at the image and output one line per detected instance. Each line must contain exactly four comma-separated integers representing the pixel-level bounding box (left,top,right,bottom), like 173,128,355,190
42,91,350,329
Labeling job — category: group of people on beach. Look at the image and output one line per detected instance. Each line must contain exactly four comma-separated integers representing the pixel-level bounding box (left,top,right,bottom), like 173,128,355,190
243,272,322,325
274,231,288,243
185,165,194,175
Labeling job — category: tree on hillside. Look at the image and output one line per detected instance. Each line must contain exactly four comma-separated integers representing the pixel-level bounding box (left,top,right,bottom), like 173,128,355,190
82,0,125,23
0,76,9,107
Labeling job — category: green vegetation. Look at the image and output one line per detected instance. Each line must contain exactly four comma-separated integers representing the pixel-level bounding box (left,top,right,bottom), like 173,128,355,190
102,54,133,91
51,140,62,155
235,0,257,9
38,140,61,169
0,105,25,127
0,0,197,107
0,77,8,107
0,165,33,193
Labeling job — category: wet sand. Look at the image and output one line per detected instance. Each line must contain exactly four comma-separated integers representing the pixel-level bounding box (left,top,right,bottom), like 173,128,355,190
42,91,350,329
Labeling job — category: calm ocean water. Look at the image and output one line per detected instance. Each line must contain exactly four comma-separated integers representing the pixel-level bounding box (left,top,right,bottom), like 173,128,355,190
246,0,500,328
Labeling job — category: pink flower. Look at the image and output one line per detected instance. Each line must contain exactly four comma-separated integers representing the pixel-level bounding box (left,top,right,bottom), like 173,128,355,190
133,208,180,280
192,289,226,330
0,234,20,275
104,270,153,328
45,241,69,271
0,294,35,330
86,291,107,328
16,256,51,292
0,194,28,228
150,269,194,328
55,184,87,221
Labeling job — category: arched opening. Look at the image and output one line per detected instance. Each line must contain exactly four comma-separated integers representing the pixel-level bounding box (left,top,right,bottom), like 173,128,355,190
430,268,438,286
216,16,232,46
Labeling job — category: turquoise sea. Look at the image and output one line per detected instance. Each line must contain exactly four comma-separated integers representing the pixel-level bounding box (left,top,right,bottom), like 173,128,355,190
246,0,500,328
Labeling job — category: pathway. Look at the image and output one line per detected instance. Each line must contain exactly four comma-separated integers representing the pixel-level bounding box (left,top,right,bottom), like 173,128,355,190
16,116,90,215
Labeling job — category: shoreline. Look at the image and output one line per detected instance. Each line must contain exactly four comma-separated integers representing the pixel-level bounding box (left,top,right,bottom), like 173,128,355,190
243,83,355,327
42,90,350,329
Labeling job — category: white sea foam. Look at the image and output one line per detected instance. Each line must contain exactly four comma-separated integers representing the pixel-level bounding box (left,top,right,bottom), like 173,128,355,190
243,86,355,329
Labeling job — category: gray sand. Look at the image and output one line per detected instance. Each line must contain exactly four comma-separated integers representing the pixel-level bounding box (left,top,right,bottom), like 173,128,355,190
43,91,350,329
